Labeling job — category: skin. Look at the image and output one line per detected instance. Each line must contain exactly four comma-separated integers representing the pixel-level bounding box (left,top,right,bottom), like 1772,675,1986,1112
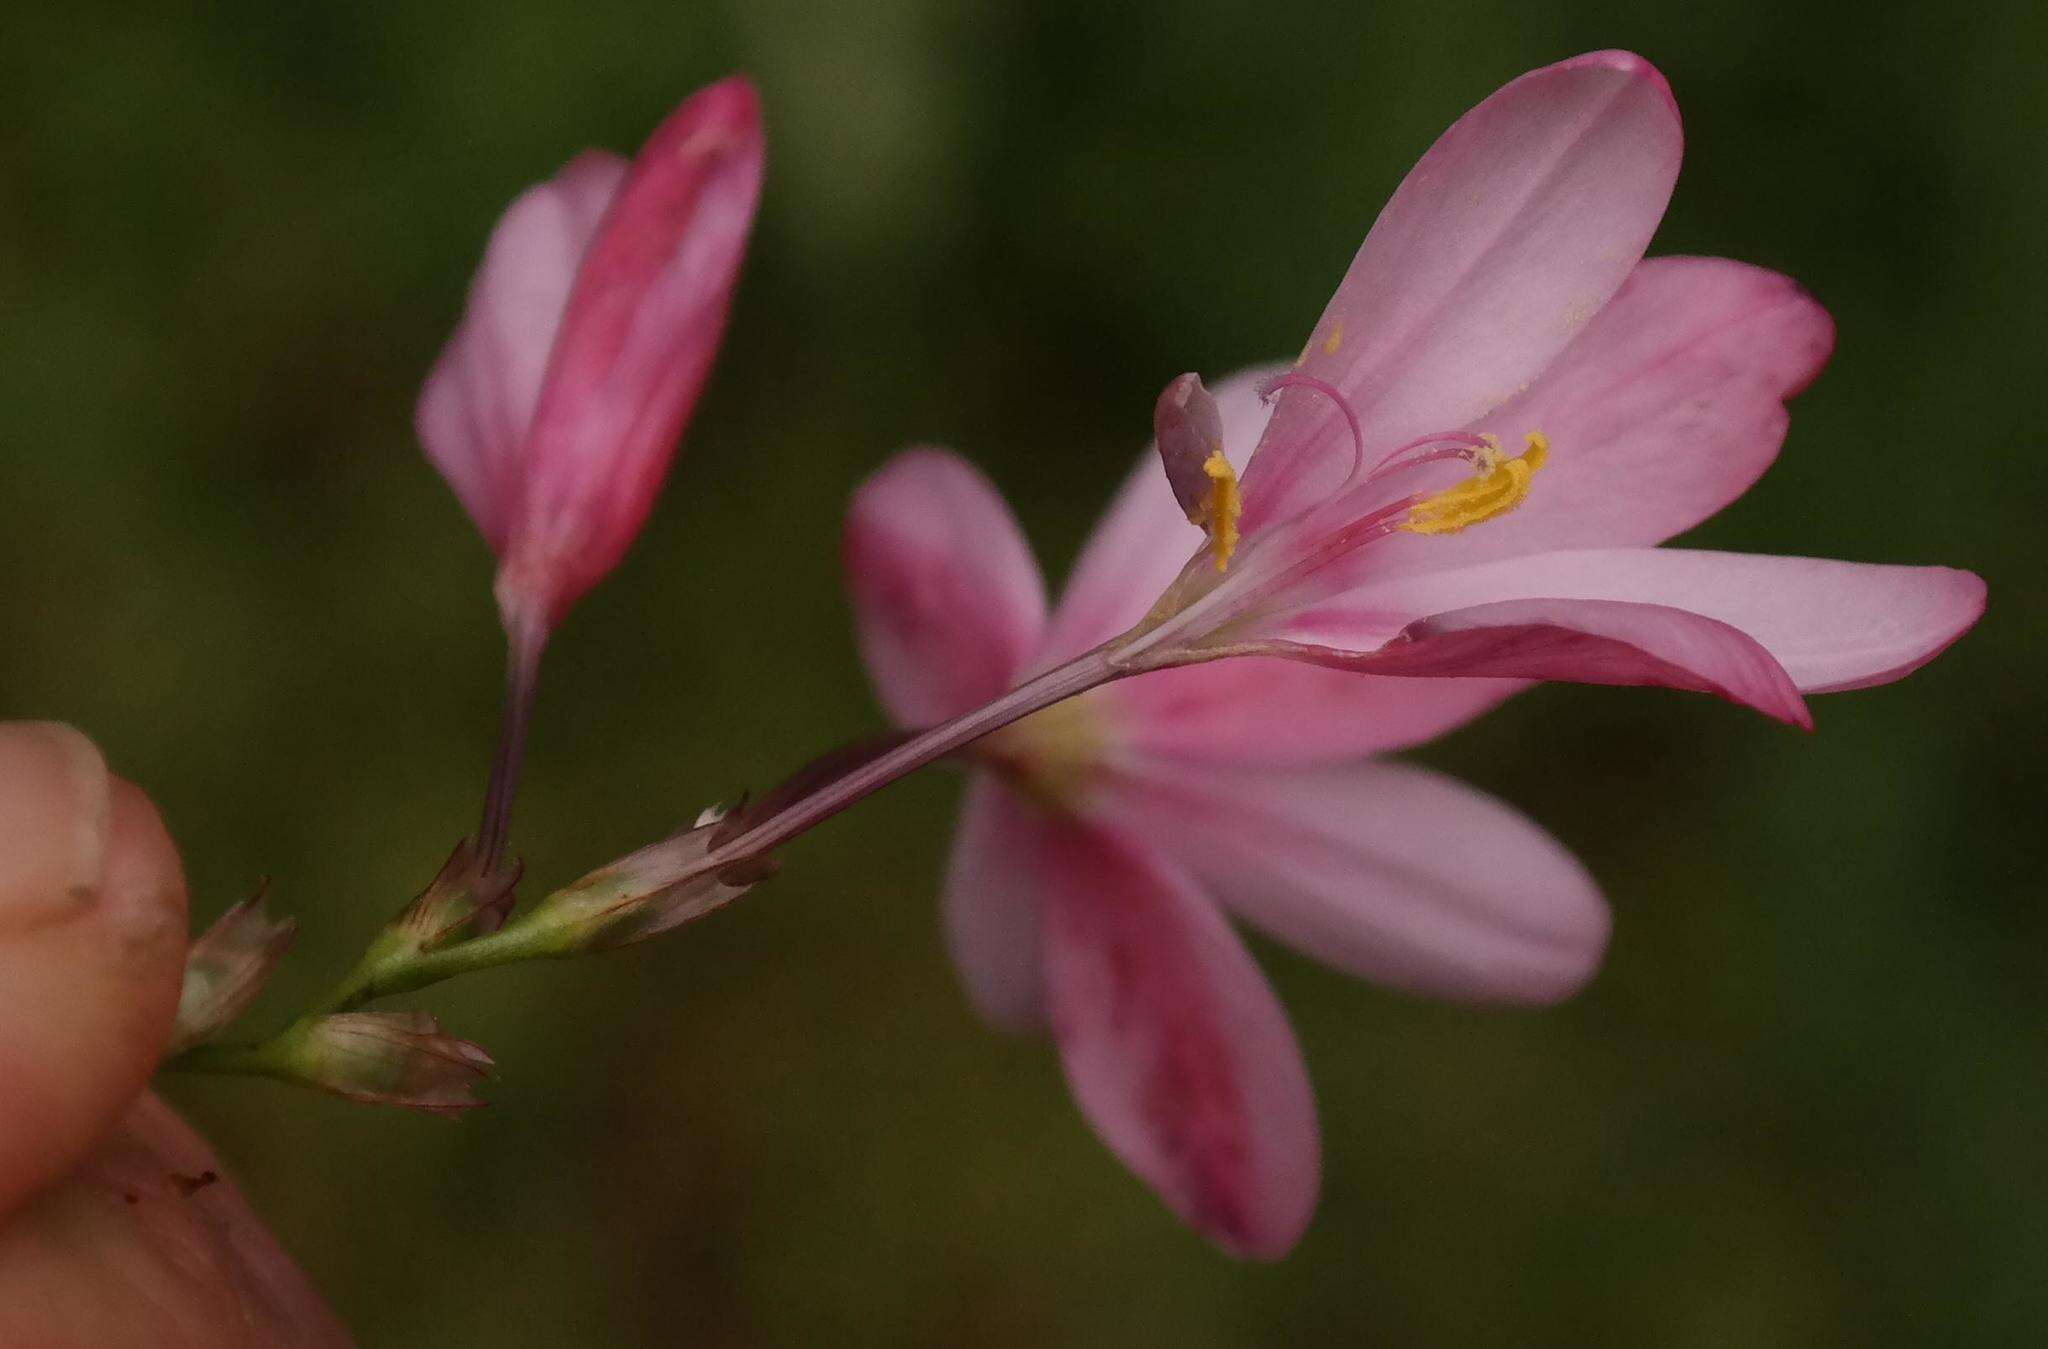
0,721,347,1345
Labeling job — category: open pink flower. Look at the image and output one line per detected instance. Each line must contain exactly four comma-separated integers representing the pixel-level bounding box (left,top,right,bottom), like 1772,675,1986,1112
843,51,1983,1257
417,76,765,639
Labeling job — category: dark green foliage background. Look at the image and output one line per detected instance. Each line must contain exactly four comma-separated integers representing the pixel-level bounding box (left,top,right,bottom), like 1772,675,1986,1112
2,1,2040,1343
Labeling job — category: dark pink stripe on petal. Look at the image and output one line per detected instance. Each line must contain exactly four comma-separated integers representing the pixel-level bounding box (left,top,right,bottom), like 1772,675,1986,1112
1260,595,1811,727
1037,819,1319,1258
501,76,766,625
1335,548,1987,695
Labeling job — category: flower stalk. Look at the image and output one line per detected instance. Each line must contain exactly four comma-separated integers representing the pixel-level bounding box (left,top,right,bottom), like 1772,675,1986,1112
704,643,1123,864
475,611,548,874
167,641,1132,1091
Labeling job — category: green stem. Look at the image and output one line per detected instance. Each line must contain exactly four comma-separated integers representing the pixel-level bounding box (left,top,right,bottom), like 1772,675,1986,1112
304,914,568,1017
171,642,1134,1091
167,1037,299,1080
168,919,563,1080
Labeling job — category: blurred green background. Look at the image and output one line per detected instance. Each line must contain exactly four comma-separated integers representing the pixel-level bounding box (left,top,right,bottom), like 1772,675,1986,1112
3,0,2041,1343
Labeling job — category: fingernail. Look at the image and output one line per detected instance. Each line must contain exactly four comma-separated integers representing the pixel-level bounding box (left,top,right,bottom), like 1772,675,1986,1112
0,722,113,926
100,778,188,960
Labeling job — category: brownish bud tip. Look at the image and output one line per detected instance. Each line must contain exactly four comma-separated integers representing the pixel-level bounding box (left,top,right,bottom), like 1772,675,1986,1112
395,840,523,949
166,885,297,1055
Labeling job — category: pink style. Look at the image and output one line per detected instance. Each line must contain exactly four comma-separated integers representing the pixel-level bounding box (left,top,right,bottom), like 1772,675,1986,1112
417,76,765,642
843,51,1983,1257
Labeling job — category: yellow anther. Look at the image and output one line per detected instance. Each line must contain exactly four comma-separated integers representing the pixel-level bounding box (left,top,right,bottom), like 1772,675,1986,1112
1400,431,1549,536
1191,448,1242,571
1322,322,1344,356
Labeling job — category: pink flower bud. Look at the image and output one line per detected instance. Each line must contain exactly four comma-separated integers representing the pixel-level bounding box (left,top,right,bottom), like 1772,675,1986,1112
167,889,297,1054
1152,372,1225,523
417,76,766,634
288,1012,493,1117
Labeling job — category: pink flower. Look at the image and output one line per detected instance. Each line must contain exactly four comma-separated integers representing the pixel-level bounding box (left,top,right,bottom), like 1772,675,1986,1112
843,51,1983,1257
417,76,765,638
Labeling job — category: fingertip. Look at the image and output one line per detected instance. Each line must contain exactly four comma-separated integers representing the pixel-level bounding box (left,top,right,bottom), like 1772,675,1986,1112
103,775,188,935
0,727,189,1218
99,776,191,1065
0,1095,350,1346
0,721,112,926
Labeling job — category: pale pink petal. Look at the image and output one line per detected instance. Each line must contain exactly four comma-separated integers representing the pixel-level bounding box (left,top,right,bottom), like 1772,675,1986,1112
500,77,766,625
1240,51,1684,532
1103,759,1607,1004
1340,548,1987,693
1355,256,1835,582
1039,818,1319,1259
1038,364,1287,664
942,774,1048,1030
1260,595,1811,727
844,449,1049,726
1098,657,1523,763
416,151,629,552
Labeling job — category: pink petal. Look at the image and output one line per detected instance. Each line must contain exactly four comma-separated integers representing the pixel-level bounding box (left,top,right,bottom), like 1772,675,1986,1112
1039,819,1319,1258
499,77,766,626
941,775,1048,1030
1098,657,1523,763
1038,365,1287,664
844,450,1049,726
1103,759,1607,1004
1240,51,1683,532
416,151,629,552
1357,256,1837,582
1263,595,1812,727
1342,548,1987,693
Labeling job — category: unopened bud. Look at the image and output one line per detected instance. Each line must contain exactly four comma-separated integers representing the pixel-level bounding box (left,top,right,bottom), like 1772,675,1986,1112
168,887,297,1054
1154,372,1227,524
417,77,766,633
285,1012,493,1117
520,813,772,953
